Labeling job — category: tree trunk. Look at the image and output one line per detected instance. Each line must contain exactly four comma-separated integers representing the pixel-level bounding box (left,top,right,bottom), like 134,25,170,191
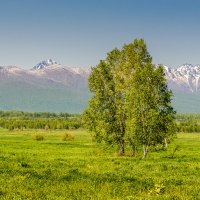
164,138,168,148
143,145,148,159
131,145,135,157
119,140,125,156
119,115,125,156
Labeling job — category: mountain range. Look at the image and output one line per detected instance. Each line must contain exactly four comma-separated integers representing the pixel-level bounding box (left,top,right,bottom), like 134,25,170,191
161,64,200,113
0,59,90,113
0,59,200,113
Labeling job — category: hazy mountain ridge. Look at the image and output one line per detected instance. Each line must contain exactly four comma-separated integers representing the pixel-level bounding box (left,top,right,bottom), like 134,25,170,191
0,60,200,113
0,60,91,88
1,61,200,93
0,60,91,113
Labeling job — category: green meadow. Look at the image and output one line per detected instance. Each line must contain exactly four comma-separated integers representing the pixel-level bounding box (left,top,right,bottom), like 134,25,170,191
0,129,200,199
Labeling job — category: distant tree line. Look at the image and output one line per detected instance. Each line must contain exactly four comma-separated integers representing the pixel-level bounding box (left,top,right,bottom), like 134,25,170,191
176,113,200,121
176,114,200,133
176,122,200,132
0,111,199,134
0,110,77,118
0,110,81,130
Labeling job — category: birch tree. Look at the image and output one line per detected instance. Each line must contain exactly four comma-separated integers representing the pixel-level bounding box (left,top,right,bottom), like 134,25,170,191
126,60,176,158
83,39,176,157
83,49,127,155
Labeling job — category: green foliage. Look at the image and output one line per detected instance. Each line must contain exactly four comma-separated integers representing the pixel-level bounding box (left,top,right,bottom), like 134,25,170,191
0,110,72,118
33,133,44,141
176,113,200,132
62,132,74,141
170,145,181,159
83,48,126,155
0,111,82,130
126,59,176,158
84,38,176,157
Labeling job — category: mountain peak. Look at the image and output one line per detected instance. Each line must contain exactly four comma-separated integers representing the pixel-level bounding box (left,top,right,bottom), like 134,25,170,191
179,63,193,68
32,59,58,70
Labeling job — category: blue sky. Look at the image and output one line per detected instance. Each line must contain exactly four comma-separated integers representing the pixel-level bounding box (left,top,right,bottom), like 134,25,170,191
0,0,199,68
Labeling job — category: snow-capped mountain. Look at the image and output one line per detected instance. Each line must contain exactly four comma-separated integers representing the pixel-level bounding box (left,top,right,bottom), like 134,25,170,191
0,60,91,88
0,60,91,113
0,60,200,113
32,59,58,70
163,64,200,93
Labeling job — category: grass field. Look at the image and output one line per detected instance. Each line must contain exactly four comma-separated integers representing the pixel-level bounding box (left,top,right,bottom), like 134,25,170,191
0,129,200,199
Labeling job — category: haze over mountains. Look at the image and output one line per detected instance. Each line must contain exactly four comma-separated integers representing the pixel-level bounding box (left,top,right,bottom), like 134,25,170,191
0,59,200,113
162,64,200,113
0,59,90,113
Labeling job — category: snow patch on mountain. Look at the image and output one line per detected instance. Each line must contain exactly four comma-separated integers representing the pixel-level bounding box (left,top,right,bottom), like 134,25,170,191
32,59,58,70
164,64,200,93
68,67,91,76
2,59,200,94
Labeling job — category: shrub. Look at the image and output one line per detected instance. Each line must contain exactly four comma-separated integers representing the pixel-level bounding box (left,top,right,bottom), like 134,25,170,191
33,133,44,141
62,133,74,141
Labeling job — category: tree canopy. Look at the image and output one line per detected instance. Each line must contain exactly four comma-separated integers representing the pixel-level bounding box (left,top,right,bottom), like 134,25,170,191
83,39,176,157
